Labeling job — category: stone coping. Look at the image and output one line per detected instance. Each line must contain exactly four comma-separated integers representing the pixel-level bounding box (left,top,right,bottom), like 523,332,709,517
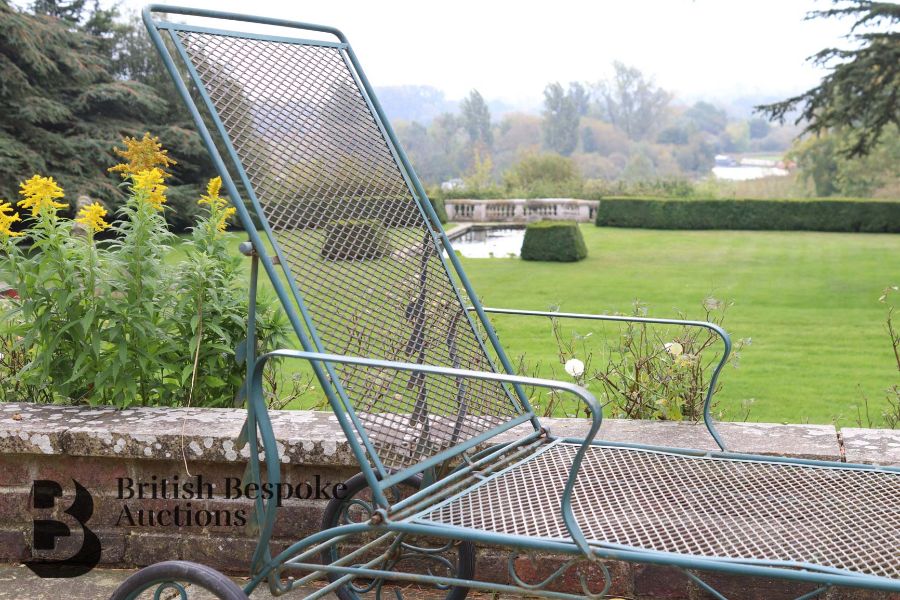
4,403,893,466
841,427,900,466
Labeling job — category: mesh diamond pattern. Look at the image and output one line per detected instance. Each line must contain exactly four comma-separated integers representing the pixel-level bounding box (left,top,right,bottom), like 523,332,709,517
176,31,523,470
419,443,900,581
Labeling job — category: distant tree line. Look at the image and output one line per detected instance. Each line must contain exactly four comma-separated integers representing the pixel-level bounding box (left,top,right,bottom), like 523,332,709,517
393,66,801,197
393,1,899,200
0,0,896,218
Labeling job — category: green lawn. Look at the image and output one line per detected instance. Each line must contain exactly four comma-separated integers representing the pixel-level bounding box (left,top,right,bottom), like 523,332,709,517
207,226,899,427
458,226,899,426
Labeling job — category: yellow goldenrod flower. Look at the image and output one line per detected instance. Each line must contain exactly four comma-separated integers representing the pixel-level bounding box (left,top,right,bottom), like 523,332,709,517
199,176,229,208
199,177,223,203
0,201,22,237
131,168,167,211
18,175,67,217
198,177,233,232
217,206,236,233
75,202,110,234
147,188,167,211
109,133,177,179
144,187,167,211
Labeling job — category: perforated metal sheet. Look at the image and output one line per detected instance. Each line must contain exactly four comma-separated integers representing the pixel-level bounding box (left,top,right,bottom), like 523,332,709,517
175,31,523,470
418,443,900,581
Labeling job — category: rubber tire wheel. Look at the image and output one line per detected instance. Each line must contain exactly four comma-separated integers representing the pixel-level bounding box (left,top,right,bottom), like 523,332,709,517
321,472,476,600
109,560,248,600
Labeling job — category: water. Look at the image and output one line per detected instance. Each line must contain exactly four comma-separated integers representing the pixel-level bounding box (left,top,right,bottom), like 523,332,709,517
448,227,525,258
712,165,789,181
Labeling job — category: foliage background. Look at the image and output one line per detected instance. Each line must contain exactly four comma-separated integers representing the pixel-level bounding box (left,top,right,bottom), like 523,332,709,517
1,0,897,229
0,1,212,232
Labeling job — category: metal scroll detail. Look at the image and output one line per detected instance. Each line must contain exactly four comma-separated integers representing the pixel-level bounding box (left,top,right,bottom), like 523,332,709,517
507,553,612,599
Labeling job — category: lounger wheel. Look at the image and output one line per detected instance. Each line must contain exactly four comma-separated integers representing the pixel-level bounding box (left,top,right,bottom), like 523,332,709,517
108,560,248,600
322,472,476,600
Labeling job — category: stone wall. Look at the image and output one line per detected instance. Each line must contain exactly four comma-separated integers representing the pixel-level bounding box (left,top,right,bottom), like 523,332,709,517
0,403,896,599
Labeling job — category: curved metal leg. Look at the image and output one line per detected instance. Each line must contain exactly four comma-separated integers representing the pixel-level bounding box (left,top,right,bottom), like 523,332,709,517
320,471,475,600
109,560,248,600
243,522,378,595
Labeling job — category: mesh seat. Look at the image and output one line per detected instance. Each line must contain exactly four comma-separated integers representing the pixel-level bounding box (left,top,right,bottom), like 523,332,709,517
417,442,900,580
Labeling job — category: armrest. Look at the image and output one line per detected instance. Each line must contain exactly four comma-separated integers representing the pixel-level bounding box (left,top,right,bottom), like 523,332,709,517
248,348,604,465
249,348,604,559
470,306,732,452
250,348,601,407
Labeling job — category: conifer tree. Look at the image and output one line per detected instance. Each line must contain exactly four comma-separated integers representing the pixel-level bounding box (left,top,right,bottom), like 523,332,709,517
0,3,212,230
757,1,899,158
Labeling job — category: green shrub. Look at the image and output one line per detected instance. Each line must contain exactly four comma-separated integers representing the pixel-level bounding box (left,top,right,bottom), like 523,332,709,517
525,299,749,422
520,221,587,262
322,219,392,260
433,184,588,201
595,197,900,232
428,196,448,224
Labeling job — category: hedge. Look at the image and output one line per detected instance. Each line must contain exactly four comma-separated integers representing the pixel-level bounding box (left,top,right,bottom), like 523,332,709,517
428,196,448,224
520,221,588,262
321,219,392,260
595,197,900,232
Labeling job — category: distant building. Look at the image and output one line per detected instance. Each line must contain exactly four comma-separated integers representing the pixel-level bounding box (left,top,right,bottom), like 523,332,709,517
440,178,465,192
714,154,737,167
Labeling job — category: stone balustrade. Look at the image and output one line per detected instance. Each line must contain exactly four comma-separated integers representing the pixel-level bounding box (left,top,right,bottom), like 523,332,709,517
445,198,599,223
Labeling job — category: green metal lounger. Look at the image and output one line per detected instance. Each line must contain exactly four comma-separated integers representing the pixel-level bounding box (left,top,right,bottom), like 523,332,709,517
112,6,900,599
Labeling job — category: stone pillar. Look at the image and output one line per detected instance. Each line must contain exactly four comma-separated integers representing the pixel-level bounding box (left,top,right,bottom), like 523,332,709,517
578,203,591,222
473,202,487,222
513,201,525,222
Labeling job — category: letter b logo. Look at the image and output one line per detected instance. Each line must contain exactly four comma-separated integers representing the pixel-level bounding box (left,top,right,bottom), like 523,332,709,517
25,479,101,578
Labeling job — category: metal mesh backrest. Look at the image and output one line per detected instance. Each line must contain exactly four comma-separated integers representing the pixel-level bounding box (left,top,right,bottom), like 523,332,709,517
176,31,524,471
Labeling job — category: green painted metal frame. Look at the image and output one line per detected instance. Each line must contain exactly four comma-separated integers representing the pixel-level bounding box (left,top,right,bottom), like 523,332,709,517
140,6,900,598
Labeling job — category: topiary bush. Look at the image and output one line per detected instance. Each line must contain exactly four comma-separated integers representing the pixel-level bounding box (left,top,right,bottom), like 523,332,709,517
321,219,392,260
520,220,588,262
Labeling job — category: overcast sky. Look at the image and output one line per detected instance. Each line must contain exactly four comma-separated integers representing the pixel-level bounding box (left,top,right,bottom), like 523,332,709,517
126,0,852,104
